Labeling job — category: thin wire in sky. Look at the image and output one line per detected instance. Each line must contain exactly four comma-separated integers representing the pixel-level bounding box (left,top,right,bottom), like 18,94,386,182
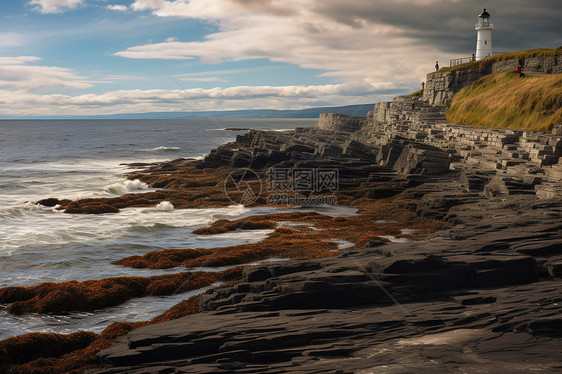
147,52,226,127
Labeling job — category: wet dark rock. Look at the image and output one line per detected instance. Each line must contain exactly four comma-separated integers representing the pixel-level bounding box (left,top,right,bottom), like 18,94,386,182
94,201,562,373
39,95,562,372
525,318,562,337
37,198,62,207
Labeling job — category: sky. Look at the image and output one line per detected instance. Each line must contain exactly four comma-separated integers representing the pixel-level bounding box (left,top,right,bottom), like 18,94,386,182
0,0,561,117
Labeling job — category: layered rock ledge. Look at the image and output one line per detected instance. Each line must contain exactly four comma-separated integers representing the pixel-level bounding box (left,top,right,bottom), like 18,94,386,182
94,198,562,373
91,100,562,372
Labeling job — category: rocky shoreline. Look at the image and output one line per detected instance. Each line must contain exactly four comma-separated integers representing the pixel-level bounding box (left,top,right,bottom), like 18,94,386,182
88,101,561,372
2,89,561,372
94,203,562,373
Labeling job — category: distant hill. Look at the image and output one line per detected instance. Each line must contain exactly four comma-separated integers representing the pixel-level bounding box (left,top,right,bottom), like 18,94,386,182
3,104,375,120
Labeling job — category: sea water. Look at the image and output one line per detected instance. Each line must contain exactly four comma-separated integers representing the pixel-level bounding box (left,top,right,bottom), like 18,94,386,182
0,118,316,338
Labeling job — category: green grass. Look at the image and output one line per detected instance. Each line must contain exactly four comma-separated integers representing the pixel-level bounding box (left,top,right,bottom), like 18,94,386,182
410,89,423,97
440,47,562,72
446,71,562,132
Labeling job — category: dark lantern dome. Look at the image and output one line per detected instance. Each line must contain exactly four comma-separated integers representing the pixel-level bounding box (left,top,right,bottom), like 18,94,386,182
479,8,491,18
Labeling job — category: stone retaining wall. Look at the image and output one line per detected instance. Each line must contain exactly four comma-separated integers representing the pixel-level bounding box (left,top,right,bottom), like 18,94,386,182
423,55,562,105
316,97,562,198
360,103,562,198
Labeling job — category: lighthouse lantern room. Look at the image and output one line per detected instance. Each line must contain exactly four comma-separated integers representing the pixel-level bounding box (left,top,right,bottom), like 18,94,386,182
475,8,493,61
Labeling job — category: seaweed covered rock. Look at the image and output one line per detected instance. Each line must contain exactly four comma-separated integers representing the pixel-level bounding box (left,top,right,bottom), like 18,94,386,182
0,268,242,315
0,331,97,367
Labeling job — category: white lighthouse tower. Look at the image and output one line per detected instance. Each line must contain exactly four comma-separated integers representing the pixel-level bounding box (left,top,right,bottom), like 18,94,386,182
475,8,493,61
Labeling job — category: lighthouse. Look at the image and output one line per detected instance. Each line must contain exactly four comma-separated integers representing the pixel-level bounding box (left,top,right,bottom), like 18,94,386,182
475,9,493,61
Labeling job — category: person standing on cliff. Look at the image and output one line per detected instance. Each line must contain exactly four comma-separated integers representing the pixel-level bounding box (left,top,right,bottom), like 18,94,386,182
516,65,524,77
411,100,416,111
435,61,439,71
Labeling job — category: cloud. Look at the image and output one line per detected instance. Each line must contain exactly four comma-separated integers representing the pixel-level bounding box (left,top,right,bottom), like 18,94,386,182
11,0,562,117
0,56,91,92
0,56,402,117
0,56,41,65
0,82,402,116
313,0,562,53
106,4,129,11
117,0,450,89
118,0,562,90
27,0,84,14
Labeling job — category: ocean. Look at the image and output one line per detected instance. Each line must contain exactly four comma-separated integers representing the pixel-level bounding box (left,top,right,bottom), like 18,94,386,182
0,118,317,339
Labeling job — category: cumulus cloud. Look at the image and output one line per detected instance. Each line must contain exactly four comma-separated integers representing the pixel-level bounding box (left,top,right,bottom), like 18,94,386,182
314,0,562,54
106,4,129,11
12,0,562,116
0,56,91,92
118,0,450,90
0,81,401,116
27,0,84,14
0,56,402,117
119,0,562,90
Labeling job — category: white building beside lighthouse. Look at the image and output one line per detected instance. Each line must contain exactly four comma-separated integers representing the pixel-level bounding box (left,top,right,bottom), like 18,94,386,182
475,9,493,61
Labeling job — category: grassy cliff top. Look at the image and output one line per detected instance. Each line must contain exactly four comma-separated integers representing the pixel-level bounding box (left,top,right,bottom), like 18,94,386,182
446,71,562,132
440,47,562,72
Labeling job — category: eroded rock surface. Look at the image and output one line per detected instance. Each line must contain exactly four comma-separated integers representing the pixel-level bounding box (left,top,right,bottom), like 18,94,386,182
32,87,561,373
94,200,562,373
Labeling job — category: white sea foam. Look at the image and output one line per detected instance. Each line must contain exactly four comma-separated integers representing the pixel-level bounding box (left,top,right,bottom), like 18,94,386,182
139,146,181,152
380,235,409,243
154,201,174,211
211,204,248,219
401,228,418,235
105,179,149,195
0,119,311,338
331,239,355,250
0,204,256,278
0,159,126,173
194,229,274,242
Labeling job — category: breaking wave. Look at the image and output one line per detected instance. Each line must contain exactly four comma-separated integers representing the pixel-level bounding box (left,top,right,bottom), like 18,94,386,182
105,179,149,195
138,146,181,152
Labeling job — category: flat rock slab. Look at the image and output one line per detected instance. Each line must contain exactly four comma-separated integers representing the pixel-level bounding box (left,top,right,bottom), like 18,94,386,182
94,201,562,373
94,280,562,373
